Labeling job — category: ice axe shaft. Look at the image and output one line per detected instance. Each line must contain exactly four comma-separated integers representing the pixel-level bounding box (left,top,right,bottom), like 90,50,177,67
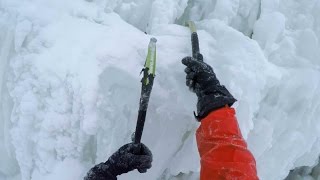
133,38,157,145
186,21,202,61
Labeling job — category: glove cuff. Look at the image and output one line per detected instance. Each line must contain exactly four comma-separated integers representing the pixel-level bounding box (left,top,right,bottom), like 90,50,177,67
196,93,236,121
84,162,118,180
104,160,120,179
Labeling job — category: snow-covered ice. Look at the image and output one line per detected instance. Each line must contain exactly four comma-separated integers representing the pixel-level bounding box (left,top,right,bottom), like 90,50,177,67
0,0,320,180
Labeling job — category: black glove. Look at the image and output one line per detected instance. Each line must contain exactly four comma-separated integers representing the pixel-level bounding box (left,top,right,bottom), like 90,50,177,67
182,55,236,120
84,143,152,180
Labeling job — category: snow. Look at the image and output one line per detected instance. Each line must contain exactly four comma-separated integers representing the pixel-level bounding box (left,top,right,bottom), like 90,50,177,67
0,0,320,180
253,12,286,50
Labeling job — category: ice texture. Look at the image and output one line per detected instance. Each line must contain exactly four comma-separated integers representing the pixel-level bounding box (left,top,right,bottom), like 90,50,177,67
0,0,319,180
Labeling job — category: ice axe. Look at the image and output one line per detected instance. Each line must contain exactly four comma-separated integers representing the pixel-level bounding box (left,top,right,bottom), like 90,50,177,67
132,38,157,152
186,21,203,61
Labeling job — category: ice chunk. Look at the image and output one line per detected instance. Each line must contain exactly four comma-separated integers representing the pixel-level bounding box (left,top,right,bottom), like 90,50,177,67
253,12,286,50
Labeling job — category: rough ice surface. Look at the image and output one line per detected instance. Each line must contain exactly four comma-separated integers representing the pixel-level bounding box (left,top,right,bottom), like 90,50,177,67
285,160,320,180
0,0,320,180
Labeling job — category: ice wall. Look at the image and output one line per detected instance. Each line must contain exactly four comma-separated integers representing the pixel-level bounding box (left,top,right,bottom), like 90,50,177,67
285,160,320,180
0,0,319,180
0,11,19,178
250,0,320,179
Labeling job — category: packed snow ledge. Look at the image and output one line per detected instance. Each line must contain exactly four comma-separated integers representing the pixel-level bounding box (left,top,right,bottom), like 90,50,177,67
0,0,320,180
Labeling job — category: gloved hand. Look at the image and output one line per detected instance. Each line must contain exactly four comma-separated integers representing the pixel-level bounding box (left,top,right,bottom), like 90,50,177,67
84,143,152,180
182,55,236,120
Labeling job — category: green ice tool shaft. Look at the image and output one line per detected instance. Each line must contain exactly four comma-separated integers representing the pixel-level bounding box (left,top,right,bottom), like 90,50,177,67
134,38,157,144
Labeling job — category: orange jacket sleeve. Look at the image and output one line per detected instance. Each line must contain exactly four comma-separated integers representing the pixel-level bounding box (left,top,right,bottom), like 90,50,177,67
196,107,259,180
